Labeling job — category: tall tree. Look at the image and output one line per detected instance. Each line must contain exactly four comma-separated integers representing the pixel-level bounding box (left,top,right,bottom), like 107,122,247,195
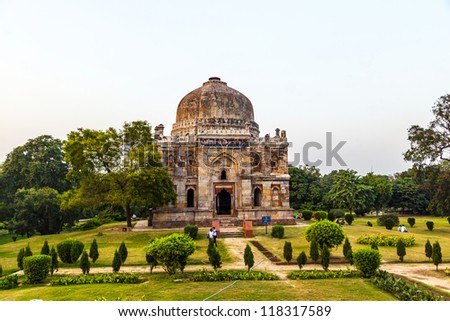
389,177,428,213
404,94,450,165
361,173,393,213
289,165,324,210
63,121,176,227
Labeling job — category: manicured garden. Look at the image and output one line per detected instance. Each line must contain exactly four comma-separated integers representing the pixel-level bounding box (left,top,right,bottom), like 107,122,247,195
1,215,449,301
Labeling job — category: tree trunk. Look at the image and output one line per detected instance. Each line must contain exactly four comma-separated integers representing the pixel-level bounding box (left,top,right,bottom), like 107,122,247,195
125,202,132,228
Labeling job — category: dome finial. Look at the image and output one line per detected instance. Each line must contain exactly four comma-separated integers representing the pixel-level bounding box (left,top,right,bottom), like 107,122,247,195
208,76,221,81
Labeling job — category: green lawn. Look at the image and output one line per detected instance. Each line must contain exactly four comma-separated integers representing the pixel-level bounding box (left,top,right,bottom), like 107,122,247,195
0,273,395,301
1,215,449,301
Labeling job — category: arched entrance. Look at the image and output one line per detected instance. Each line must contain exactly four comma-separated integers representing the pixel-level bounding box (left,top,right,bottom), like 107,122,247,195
187,188,195,208
216,188,231,214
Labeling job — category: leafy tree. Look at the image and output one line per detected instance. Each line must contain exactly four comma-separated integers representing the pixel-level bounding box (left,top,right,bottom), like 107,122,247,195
13,187,62,235
389,177,428,213
89,239,99,263
79,251,90,274
112,249,122,273
396,239,406,262
283,241,293,263
41,240,50,255
296,251,307,269
425,239,433,261
146,233,195,275
50,246,58,275
432,241,442,271
289,165,325,210
428,170,450,216
309,240,319,263
0,135,68,205
244,244,254,272
119,241,128,264
321,244,330,271
63,121,176,228
305,220,345,249
404,94,450,165
361,173,393,213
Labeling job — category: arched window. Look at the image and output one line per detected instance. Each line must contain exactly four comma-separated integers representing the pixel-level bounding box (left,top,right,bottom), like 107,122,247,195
254,188,262,207
187,189,195,208
220,170,227,180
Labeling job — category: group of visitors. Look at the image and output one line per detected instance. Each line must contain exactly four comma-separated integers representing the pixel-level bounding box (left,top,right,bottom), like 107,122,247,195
207,226,218,246
398,224,408,232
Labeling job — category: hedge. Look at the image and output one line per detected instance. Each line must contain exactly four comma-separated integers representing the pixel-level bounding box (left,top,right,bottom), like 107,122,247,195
51,273,140,286
356,234,415,247
0,275,19,290
191,269,279,281
288,269,362,280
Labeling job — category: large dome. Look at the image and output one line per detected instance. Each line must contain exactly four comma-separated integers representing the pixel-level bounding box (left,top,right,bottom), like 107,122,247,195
171,77,259,137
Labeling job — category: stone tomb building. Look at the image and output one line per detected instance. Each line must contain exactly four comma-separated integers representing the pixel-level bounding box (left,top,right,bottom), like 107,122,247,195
152,77,294,228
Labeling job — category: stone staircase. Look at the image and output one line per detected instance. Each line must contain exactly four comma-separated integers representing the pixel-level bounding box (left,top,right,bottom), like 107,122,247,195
218,227,244,238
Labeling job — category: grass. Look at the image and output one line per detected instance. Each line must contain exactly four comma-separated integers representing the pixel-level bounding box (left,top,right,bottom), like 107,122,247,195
0,273,396,301
1,215,449,300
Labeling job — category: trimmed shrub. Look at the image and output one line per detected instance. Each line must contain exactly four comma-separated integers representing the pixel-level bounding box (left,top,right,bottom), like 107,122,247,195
184,224,199,239
329,208,345,218
57,240,85,264
371,243,378,251
288,269,361,280
309,240,319,263
146,233,196,275
210,249,222,270
25,245,33,257
385,218,395,230
407,217,415,228
321,244,330,271
191,270,278,282
357,234,415,247
432,241,442,271
74,217,102,231
367,221,373,227
425,240,432,261
23,255,51,283
112,249,122,273
353,248,381,277
51,273,139,286
343,237,353,264
396,239,406,262
301,210,313,221
145,252,158,274
327,211,335,222
377,214,399,226
244,244,254,272
426,221,434,231
271,224,285,238
80,251,90,274
305,220,345,248
17,248,25,270
119,241,128,264
315,211,327,221
296,251,307,269
41,240,50,255
0,274,19,290
283,241,293,263
50,246,58,275
89,239,99,263
344,214,354,225
447,216,450,224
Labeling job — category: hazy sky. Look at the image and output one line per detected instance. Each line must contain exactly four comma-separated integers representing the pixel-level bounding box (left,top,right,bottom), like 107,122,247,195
1,0,450,175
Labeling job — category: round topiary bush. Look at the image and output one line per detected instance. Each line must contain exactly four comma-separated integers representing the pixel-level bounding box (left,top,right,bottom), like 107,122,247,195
344,214,354,225
407,217,416,228
367,221,373,227
315,211,327,221
353,248,381,277
305,220,345,248
271,224,285,239
385,218,395,230
56,240,85,264
301,210,313,221
23,255,51,283
426,221,434,231
184,224,199,239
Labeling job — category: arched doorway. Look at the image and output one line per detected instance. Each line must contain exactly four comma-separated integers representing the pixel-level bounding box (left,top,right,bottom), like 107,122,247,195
216,188,231,214
254,188,262,207
187,188,195,208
